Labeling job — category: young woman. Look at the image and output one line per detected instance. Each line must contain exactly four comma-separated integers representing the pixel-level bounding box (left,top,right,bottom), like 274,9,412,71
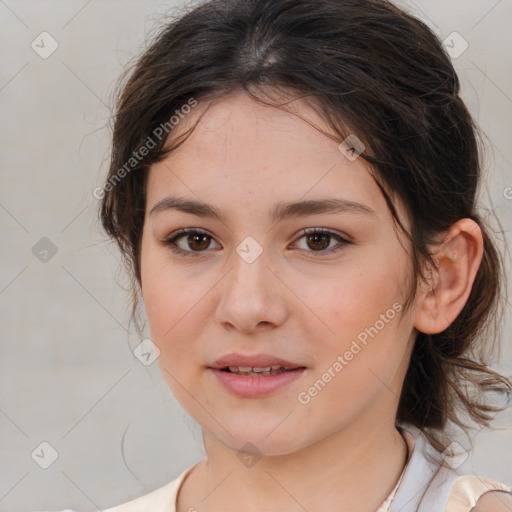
96,0,512,510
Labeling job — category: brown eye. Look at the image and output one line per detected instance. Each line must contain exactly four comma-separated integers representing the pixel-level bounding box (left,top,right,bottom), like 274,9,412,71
292,228,352,255
163,228,220,256
187,232,211,251
305,232,331,251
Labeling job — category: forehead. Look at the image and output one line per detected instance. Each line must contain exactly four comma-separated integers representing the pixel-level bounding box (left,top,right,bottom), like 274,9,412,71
145,90,400,225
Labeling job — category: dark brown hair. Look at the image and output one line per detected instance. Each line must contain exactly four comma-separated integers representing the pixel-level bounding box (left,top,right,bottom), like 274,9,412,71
99,0,512,453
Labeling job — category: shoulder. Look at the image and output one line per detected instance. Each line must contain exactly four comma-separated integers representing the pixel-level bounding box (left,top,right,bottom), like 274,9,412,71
446,474,512,512
100,461,203,512
472,490,512,511
101,481,175,512
102,468,189,512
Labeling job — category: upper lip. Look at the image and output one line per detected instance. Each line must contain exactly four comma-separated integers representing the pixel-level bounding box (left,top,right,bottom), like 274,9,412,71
208,353,305,370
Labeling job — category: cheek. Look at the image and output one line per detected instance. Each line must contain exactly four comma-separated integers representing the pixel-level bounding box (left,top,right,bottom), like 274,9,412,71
140,252,212,366
142,272,205,403
306,259,408,393
315,260,401,342
141,247,182,347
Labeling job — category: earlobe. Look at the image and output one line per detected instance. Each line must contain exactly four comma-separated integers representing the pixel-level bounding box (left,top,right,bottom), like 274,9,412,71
413,219,484,335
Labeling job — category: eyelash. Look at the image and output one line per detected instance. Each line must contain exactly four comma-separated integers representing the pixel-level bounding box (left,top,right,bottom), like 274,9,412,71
162,227,352,258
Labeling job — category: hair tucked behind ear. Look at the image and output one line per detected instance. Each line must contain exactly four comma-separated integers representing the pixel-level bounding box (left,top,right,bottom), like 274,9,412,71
397,222,511,452
99,0,512,453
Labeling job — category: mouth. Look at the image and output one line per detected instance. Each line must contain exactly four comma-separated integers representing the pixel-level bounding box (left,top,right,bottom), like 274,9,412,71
208,352,305,373
209,366,306,397
207,354,307,397
216,365,304,376
207,353,307,396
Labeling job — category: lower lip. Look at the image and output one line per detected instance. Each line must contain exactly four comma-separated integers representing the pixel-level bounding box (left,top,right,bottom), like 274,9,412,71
208,368,306,397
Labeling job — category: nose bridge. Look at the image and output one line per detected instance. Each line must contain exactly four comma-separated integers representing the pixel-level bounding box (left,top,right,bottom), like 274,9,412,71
228,236,273,299
214,235,288,330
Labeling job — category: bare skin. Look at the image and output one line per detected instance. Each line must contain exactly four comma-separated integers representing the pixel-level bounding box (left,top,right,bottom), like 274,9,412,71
473,490,512,511
139,89,484,512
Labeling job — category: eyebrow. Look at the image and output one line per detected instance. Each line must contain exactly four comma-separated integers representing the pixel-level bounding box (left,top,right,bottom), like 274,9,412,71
149,196,378,223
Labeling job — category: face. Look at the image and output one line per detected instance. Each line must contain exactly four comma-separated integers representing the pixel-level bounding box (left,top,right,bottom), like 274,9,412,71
140,89,418,456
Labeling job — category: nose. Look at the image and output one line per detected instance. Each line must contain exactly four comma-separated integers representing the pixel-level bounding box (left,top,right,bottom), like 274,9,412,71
213,247,289,333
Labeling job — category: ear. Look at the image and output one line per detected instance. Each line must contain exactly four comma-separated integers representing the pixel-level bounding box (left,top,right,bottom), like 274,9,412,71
414,218,484,335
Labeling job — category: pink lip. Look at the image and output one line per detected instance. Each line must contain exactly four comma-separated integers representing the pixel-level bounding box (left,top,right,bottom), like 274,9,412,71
208,352,304,370
209,367,307,398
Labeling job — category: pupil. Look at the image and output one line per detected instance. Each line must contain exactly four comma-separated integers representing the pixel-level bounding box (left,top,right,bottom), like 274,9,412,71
307,233,329,250
190,233,209,250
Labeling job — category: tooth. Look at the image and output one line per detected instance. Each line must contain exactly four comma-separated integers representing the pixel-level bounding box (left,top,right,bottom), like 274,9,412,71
225,365,295,376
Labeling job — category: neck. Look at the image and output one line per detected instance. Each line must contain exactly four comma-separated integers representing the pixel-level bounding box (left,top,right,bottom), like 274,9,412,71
177,416,409,512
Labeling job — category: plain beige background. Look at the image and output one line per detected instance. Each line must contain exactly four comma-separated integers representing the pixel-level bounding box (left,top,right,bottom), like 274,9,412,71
0,1,511,511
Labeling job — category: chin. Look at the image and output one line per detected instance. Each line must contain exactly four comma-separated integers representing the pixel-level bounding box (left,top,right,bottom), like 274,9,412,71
209,421,311,458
